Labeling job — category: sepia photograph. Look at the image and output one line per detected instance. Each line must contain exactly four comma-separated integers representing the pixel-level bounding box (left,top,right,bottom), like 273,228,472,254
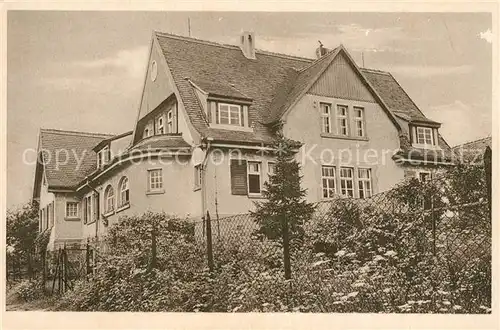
2,7,495,323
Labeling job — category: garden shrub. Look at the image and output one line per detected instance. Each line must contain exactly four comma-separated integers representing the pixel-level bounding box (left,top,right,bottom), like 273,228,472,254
9,279,44,302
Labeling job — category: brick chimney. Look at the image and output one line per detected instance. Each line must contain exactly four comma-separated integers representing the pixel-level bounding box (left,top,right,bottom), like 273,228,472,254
240,31,256,59
316,41,329,58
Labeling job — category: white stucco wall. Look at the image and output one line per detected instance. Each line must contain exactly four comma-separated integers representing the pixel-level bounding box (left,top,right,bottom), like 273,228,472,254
283,94,405,201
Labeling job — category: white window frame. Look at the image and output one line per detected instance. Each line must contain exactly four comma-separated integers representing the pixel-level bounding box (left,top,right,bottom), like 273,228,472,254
336,104,349,136
339,167,355,197
247,161,262,195
148,169,163,191
194,165,202,190
320,103,331,133
104,185,115,214
416,127,434,146
357,168,373,199
167,110,173,133
157,116,165,135
84,195,92,224
65,202,79,218
118,177,130,207
321,165,336,199
418,170,431,182
218,103,242,126
353,106,365,137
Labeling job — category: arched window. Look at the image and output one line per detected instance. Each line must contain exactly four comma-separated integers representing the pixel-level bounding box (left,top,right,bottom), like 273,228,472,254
118,177,129,207
104,185,114,213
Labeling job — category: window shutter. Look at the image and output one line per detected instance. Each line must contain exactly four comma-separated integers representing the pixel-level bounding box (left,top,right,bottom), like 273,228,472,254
83,198,87,224
207,101,212,123
230,159,248,195
94,192,100,220
215,102,220,124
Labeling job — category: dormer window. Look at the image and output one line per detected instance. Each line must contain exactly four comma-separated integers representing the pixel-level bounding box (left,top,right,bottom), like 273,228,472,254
97,146,110,168
157,116,164,134
416,127,433,145
143,128,150,139
167,110,173,133
217,103,243,126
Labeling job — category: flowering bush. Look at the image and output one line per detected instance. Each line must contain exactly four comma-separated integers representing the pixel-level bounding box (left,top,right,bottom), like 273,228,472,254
9,279,44,302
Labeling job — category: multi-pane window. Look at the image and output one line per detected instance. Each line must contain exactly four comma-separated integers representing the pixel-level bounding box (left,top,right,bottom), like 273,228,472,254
104,185,115,213
337,105,349,136
119,177,130,207
157,116,164,134
167,110,173,133
247,162,261,194
418,171,431,182
84,195,92,224
353,107,365,137
268,162,276,176
340,167,354,197
321,166,336,198
320,103,331,133
66,202,78,218
194,165,202,189
357,168,372,198
218,103,242,126
416,127,433,145
97,146,110,168
148,169,163,191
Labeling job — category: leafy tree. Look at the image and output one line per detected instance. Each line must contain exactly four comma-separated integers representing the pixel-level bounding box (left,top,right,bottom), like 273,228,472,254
6,200,39,277
251,131,315,278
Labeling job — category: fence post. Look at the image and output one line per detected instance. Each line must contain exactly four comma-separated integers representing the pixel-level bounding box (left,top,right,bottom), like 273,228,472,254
282,215,292,280
148,224,157,272
206,211,215,274
484,146,492,218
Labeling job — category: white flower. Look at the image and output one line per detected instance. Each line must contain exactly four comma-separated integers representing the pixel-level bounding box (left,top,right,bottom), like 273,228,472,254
384,250,397,257
335,250,346,257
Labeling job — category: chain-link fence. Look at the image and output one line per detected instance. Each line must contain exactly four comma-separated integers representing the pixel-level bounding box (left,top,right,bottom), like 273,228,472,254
194,163,491,313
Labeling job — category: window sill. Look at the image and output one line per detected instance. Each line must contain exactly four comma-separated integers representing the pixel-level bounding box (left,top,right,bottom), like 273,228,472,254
411,144,442,150
146,189,165,195
209,124,253,132
64,217,81,221
321,133,368,141
248,194,265,199
103,210,115,218
116,203,130,213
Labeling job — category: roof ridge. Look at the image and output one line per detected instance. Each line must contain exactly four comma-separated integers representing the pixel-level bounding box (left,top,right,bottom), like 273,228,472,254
154,30,313,63
40,128,114,138
453,136,492,148
298,46,340,73
360,67,391,75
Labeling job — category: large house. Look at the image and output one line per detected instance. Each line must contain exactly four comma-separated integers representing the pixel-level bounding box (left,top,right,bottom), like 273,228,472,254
33,31,455,250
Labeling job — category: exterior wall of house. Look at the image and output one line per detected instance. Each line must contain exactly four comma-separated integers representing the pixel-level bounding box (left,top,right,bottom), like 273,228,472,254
136,36,197,146
110,134,132,158
204,148,276,217
51,192,83,249
283,93,404,202
81,155,201,239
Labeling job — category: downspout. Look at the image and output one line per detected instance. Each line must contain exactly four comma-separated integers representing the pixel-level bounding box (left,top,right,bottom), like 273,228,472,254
85,180,100,239
200,137,213,220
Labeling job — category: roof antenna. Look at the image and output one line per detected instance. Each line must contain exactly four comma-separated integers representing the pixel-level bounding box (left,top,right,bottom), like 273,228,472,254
188,17,191,37
361,52,365,68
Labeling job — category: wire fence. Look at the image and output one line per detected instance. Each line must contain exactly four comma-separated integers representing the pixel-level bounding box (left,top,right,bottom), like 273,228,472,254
192,162,491,313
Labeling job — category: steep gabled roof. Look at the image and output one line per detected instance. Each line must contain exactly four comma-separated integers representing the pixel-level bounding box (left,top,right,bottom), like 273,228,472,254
452,136,492,162
155,32,312,144
35,129,113,191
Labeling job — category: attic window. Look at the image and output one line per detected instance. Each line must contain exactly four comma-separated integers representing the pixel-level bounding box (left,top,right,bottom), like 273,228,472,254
416,127,434,146
217,103,243,126
97,146,110,168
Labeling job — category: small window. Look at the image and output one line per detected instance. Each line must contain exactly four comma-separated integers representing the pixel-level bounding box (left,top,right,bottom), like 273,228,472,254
66,202,79,218
340,167,354,197
268,162,276,176
320,103,331,133
418,171,431,182
218,103,242,126
321,166,336,198
143,128,150,139
353,107,365,137
416,127,434,145
167,110,173,133
157,116,164,135
118,177,130,207
337,105,349,136
148,169,163,191
104,185,115,213
358,168,372,198
194,165,202,190
247,162,261,195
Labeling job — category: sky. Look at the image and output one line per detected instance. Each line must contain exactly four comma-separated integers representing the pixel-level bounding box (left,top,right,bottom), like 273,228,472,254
6,11,493,208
